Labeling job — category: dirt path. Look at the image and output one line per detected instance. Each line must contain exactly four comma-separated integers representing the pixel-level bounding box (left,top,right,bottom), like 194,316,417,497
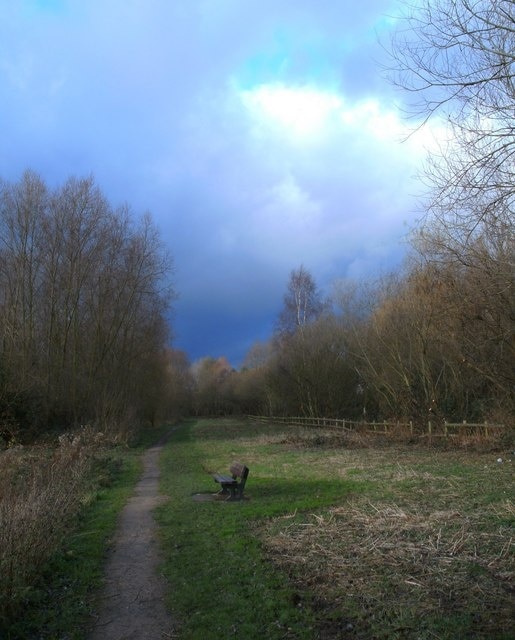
88,439,176,640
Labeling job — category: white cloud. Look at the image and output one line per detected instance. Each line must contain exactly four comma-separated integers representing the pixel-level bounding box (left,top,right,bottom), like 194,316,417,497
240,82,445,154
240,84,343,140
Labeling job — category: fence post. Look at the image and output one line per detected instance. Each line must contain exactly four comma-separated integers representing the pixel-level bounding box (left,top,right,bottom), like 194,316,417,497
444,420,448,438
428,420,432,442
410,420,413,435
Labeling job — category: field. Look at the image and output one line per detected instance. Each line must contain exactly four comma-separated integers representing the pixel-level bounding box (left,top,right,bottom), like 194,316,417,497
157,418,514,639
1,418,512,639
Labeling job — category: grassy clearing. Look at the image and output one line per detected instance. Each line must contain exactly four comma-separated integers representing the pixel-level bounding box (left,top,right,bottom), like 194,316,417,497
0,424,171,639
158,418,514,640
157,420,360,639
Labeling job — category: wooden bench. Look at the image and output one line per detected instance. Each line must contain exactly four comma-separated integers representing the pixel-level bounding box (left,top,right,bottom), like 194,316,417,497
213,462,249,501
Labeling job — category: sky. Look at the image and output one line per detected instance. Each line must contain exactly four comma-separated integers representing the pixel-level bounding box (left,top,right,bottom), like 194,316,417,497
0,0,438,366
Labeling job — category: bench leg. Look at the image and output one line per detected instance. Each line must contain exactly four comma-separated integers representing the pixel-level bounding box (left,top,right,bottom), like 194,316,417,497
217,482,236,497
215,482,243,500
227,485,244,501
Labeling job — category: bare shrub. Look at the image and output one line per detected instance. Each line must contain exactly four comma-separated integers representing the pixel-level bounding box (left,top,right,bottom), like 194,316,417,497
0,436,95,621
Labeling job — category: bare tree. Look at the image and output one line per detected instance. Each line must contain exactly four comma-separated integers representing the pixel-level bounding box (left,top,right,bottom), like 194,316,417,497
0,171,48,427
390,0,514,239
191,357,233,415
0,172,175,436
389,0,514,420
277,265,325,336
164,349,194,418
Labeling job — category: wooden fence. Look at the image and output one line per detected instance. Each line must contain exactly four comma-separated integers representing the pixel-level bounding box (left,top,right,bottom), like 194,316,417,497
246,415,506,439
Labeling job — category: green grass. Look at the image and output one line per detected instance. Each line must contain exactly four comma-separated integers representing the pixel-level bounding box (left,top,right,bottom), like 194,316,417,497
157,418,514,640
156,420,368,639
1,423,174,640
156,420,362,639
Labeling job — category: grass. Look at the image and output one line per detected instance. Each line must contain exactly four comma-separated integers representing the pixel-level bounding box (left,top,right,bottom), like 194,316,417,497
157,418,514,640
0,423,172,639
157,420,360,639
3,419,511,638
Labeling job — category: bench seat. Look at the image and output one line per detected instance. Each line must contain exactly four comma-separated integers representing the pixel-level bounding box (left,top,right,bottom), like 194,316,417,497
212,462,249,500
213,473,237,485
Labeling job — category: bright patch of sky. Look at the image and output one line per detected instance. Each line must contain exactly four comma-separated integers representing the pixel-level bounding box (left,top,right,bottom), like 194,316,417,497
239,83,435,148
241,84,343,140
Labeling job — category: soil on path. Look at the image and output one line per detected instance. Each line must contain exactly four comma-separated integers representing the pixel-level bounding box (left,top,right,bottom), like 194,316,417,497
88,439,176,640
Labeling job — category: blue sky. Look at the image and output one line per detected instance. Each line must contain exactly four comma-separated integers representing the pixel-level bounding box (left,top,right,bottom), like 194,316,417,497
0,0,438,366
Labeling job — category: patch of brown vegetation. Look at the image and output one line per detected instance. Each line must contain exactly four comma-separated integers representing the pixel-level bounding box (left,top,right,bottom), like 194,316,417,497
260,498,514,639
273,425,509,452
0,429,99,621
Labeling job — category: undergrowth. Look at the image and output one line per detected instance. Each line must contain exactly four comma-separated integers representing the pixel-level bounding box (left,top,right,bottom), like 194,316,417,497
0,434,95,625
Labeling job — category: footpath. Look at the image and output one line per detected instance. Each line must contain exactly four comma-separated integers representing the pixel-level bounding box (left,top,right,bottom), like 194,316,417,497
88,439,176,640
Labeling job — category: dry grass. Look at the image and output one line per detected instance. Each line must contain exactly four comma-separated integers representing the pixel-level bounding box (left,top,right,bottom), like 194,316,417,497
0,429,100,621
269,422,511,451
256,440,514,639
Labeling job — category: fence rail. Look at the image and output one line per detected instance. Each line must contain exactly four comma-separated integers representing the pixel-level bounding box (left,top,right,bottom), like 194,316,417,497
246,415,506,439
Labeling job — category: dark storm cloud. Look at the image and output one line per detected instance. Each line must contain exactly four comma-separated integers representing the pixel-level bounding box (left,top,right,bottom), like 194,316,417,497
0,0,436,364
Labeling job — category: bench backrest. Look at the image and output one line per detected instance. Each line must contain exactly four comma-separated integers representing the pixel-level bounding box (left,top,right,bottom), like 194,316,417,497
230,462,249,493
230,462,249,481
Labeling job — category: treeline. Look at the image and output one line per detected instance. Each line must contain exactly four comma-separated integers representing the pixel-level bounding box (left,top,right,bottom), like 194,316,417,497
1,170,511,434
190,244,513,426
188,0,515,429
0,171,175,438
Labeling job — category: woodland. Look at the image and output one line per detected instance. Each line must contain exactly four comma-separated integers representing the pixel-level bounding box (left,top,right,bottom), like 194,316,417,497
0,0,513,444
